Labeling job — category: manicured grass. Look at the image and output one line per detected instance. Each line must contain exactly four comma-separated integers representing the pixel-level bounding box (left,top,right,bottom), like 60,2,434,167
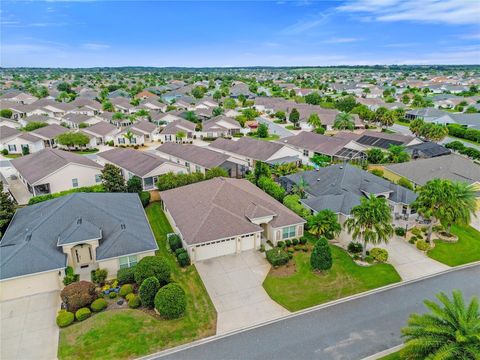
379,351,402,360
72,149,99,154
3,153,22,158
263,245,401,312
58,202,216,360
248,134,280,141
427,225,480,266
394,119,411,127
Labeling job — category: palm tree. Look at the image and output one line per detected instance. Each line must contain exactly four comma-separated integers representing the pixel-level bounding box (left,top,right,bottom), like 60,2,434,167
307,113,322,130
123,130,135,144
401,290,480,360
344,195,394,260
307,209,341,240
333,112,355,131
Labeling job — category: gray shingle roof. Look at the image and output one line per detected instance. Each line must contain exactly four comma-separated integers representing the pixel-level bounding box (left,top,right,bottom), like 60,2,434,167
11,148,102,184
161,177,305,245
0,193,158,280
209,137,284,161
0,125,20,141
31,124,68,139
280,131,351,156
82,121,118,137
156,142,229,169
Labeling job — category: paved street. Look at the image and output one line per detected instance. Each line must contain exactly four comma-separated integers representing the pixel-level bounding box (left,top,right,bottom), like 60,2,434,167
154,264,480,360
257,117,294,138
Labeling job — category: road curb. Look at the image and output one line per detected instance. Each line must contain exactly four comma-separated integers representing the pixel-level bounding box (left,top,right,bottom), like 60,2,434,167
362,344,403,360
138,260,480,359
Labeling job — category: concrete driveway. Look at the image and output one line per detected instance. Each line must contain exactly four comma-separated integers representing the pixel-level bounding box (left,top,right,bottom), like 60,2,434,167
195,251,289,334
1,291,60,360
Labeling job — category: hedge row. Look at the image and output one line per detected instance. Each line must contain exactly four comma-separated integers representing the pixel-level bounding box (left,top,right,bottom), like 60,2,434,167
447,124,480,144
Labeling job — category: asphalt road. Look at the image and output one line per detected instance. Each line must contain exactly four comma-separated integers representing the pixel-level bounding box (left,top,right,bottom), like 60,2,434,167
257,116,293,138
153,264,480,360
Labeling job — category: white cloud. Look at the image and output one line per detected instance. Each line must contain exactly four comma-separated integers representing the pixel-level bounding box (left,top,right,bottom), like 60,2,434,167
460,33,480,40
337,0,480,25
82,43,110,50
280,11,331,34
322,37,360,44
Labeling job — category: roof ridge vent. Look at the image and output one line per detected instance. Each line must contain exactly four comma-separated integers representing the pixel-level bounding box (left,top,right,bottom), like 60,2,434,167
77,218,82,225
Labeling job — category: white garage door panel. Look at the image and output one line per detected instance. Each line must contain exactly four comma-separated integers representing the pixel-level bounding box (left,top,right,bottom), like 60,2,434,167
0,271,61,301
240,236,255,251
195,239,236,261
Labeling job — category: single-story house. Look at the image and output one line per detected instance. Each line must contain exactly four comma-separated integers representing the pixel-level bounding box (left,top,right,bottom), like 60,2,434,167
18,114,62,127
10,148,103,196
161,177,305,262
280,164,417,222
0,127,45,154
200,115,242,138
82,121,119,145
129,120,160,142
335,130,422,149
158,119,196,143
96,147,187,190
62,113,100,129
405,141,451,159
208,136,301,169
0,193,158,301
30,124,69,148
113,128,146,146
156,142,246,177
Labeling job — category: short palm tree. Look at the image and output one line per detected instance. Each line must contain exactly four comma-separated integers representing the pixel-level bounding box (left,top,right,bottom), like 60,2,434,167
333,112,355,131
292,177,308,199
344,195,394,260
307,113,322,130
307,209,341,240
123,130,135,144
401,290,480,360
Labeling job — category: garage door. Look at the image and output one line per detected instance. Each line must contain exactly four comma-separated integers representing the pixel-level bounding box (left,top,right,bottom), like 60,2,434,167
0,271,61,301
240,235,255,251
194,238,237,261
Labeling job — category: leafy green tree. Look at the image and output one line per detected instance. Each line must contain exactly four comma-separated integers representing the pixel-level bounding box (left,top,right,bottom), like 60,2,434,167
175,131,186,141
213,90,222,101
275,111,286,122
102,100,114,112
24,122,48,131
253,161,271,185
101,164,126,192
387,145,410,163
212,107,223,117
0,109,13,118
333,112,355,131
56,132,90,148
401,291,480,360
307,209,341,240
335,96,357,112
310,154,331,167
242,108,259,120
0,182,15,237
127,176,143,193
367,148,385,164
256,123,269,138
289,108,300,128
191,86,207,99
205,167,228,180
283,194,310,218
398,177,414,190
304,92,322,105
223,98,236,109
257,176,285,201
310,237,333,271
292,176,308,199
345,195,394,260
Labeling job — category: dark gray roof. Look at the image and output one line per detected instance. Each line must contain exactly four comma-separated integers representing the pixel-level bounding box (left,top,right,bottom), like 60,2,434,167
406,141,451,158
281,164,417,215
11,148,102,184
0,193,158,280
57,218,102,246
280,131,352,156
156,142,230,169
209,136,285,161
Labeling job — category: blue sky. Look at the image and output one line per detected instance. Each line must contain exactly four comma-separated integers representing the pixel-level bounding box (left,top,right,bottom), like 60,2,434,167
1,0,479,67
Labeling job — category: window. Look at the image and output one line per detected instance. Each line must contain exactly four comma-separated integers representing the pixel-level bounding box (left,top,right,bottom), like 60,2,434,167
131,137,136,144
119,255,138,269
165,135,172,141
282,225,296,239
303,149,309,157
95,174,101,183
8,144,16,152
118,138,125,144
72,178,79,188
195,165,201,173
185,162,190,168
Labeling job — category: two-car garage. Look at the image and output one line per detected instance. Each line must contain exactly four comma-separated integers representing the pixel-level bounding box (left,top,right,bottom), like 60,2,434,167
189,233,259,262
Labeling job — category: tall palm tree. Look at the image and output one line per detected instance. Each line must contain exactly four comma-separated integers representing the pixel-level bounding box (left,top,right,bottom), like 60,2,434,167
401,290,480,360
333,112,355,131
344,195,394,260
307,113,322,130
307,209,341,240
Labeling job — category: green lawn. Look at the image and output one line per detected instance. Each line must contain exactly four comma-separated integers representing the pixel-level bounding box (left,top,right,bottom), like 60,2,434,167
58,202,216,360
394,119,411,127
248,134,280,141
263,245,401,312
73,149,99,154
3,153,22,158
427,225,480,266
379,351,402,360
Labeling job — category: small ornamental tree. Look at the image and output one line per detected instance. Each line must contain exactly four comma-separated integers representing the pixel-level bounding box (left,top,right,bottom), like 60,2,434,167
205,167,228,180
134,256,171,286
60,281,97,312
101,164,126,192
310,237,333,271
139,276,160,308
256,123,269,138
0,182,15,237
127,176,143,193
289,108,300,128
0,109,13,118
154,283,187,319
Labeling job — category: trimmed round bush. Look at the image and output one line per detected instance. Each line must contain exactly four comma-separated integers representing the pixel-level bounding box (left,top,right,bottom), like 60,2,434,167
292,239,299,246
394,227,406,237
56,310,74,328
140,191,151,207
370,248,388,263
117,266,136,285
285,239,292,247
60,280,97,312
128,295,141,309
347,241,363,254
109,292,118,299
126,293,136,302
134,256,171,286
365,255,374,264
175,248,187,256
299,237,307,245
75,307,91,321
154,284,187,319
90,298,108,312
177,252,191,267
139,276,160,308
277,241,285,248
416,240,430,251
168,234,182,252
119,284,134,298
266,248,289,267
294,245,301,251
310,237,332,271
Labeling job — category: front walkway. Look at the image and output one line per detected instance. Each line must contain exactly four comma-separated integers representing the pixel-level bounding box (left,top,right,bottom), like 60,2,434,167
195,251,289,334
1,291,60,360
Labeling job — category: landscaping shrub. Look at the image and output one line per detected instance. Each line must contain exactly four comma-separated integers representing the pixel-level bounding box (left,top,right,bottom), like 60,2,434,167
299,237,307,245
117,266,136,285
177,252,190,267
91,268,108,285
365,256,374,264
75,307,91,321
140,191,151,207
63,266,79,286
175,248,187,256
90,298,108,312
128,295,141,309
395,227,406,237
292,238,299,246
1,149,8,155
416,240,430,251
294,245,301,251
277,241,285,248
409,238,416,244
168,234,183,252
285,239,292,247
139,276,160,308
109,292,118,299
310,237,332,271
126,293,135,302
266,248,290,267
28,185,105,205
154,283,187,319
56,310,74,328
60,281,97,312
134,256,171,286
370,248,389,263
347,241,363,254
411,227,423,237
119,284,134,298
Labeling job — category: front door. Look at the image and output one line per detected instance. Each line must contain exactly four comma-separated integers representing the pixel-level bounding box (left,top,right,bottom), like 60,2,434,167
73,244,93,266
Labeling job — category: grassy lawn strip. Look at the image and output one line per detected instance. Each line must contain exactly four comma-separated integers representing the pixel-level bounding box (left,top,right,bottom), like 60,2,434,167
379,351,402,359
427,225,480,266
249,134,280,141
263,245,401,312
58,202,216,360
